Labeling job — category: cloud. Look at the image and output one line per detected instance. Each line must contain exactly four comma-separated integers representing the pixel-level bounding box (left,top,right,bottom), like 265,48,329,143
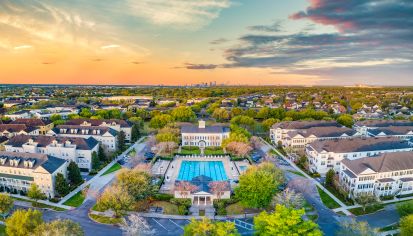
126,0,231,28
181,63,218,70
101,44,120,50
13,45,33,50
247,20,283,32
217,0,413,83
210,38,229,45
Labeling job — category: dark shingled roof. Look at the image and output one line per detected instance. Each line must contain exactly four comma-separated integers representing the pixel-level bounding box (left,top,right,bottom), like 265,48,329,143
181,125,230,134
11,118,52,126
65,119,131,128
272,120,341,130
342,152,413,175
355,120,413,128
53,125,118,136
308,137,412,153
287,126,357,138
6,135,99,150
0,124,38,133
368,126,413,136
0,151,66,174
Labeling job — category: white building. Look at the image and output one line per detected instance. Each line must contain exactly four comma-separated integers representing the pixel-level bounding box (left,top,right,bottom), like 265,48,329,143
353,120,413,136
0,152,67,198
48,125,118,152
30,108,79,120
340,151,413,198
4,135,99,171
282,126,360,149
65,119,132,141
181,121,230,147
306,137,413,176
270,120,342,145
367,126,413,140
0,124,40,137
5,110,31,120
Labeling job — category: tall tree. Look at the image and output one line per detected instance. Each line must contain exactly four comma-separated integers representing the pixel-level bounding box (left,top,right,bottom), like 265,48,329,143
325,169,335,187
91,151,100,171
184,217,239,236
400,215,413,236
117,131,126,151
225,142,253,157
55,173,70,196
254,204,322,236
96,185,133,217
149,114,174,129
0,193,14,215
355,193,377,212
98,145,107,163
117,169,153,200
121,214,154,236
235,162,284,208
34,219,84,236
131,124,140,142
171,106,196,122
6,209,43,236
208,181,229,200
68,161,83,185
337,114,354,128
27,184,46,202
336,219,377,236
272,188,304,209
396,200,413,217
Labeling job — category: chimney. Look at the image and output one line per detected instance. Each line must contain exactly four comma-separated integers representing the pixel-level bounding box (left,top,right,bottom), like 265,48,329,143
199,120,206,129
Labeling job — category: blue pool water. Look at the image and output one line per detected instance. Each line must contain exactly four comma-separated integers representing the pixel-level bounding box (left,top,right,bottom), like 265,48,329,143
177,161,228,181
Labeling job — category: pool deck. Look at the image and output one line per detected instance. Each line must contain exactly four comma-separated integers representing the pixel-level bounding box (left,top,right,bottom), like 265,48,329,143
159,155,238,193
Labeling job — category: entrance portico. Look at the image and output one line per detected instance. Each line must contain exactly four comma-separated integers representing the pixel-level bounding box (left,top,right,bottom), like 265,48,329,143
192,193,212,205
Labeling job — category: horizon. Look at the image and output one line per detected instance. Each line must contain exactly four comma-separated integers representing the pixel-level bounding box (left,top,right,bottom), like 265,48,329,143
1,0,412,86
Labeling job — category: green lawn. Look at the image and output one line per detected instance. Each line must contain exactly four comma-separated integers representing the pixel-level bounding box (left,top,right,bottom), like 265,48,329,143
317,186,340,209
89,214,122,225
379,223,399,232
226,202,245,215
0,224,5,236
204,148,225,155
150,201,179,215
63,191,85,207
349,204,384,216
325,185,354,205
180,147,201,155
288,170,306,177
101,163,122,176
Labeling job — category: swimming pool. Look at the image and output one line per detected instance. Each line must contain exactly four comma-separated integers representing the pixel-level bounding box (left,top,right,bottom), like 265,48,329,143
177,161,228,181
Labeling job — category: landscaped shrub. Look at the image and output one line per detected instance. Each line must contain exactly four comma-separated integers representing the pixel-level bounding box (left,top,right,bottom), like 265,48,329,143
170,198,191,215
380,195,394,201
397,200,413,217
153,193,174,201
213,199,238,215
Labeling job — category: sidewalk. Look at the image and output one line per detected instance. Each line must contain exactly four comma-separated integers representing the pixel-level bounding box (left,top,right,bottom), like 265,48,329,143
10,194,73,210
58,136,146,205
259,137,352,216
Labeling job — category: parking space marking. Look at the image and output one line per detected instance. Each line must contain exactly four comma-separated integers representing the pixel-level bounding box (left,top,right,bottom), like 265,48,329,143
169,219,184,230
152,218,168,231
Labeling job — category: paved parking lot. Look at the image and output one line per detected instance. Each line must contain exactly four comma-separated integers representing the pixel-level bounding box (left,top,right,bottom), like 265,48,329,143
146,217,254,235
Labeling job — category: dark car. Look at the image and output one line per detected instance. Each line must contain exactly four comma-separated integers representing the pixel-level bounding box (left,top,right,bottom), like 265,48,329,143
278,183,287,191
144,152,155,158
251,153,262,162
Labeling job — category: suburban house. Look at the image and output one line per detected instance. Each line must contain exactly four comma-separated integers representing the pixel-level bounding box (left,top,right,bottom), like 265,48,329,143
340,152,413,199
11,119,54,135
30,108,78,120
48,125,118,152
306,137,413,176
4,135,99,171
5,110,31,120
0,124,40,137
181,121,230,147
0,151,67,198
64,119,132,141
281,126,360,149
270,120,342,145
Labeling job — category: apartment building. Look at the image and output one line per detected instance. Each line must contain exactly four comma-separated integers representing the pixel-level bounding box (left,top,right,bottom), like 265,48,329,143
306,137,413,176
4,110,31,120
0,124,39,137
4,135,98,171
181,120,230,147
11,119,54,135
0,152,67,198
340,152,413,198
354,120,413,136
270,120,342,145
48,125,118,152
367,126,413,139
282,126,360,149
64,119,132,141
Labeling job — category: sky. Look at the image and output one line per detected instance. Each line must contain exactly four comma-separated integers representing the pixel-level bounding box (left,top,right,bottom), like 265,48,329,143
0,0,412,86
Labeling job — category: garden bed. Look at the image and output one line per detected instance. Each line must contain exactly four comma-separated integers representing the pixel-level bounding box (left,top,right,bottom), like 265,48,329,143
89,214,122,225
349,204,384,216
150,201,179,215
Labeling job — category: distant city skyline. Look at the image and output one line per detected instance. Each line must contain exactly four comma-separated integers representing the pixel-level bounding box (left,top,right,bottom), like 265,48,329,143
1,0,412,86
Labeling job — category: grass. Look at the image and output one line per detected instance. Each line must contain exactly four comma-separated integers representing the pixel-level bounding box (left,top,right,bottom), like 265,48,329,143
63,191,85,207
380,223,399,232
0,225,5,236
12,197,65,211
325,185,354,206
307,214,319,222
150,201,179,215
204,148,225,155
336,211,346,216
317,186,340,209
101,163,122,176
91,204,104,212
288,170,306,177
89,214,122,225
349,204,384,216
226,202,245,215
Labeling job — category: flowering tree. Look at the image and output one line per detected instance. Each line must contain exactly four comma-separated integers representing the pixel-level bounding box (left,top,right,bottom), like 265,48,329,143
272,188,304,209
250,136,262,149
175,181,198,198
121,214,155,236
226,142,253,157
155,142,177,155
208,181,229,200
